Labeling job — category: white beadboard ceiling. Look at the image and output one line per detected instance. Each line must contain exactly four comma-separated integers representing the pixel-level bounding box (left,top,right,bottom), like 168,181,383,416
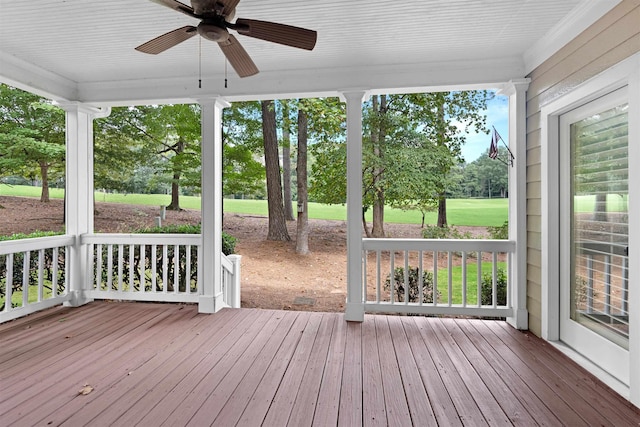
0,0,620,105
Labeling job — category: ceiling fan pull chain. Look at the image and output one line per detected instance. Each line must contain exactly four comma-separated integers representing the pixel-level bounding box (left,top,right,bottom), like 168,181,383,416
198,37,202,89
225,58,228,88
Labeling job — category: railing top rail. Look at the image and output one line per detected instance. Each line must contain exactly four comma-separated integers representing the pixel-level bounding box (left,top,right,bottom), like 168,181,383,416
362,238,516,252
0,235,75,255
81,233,201,245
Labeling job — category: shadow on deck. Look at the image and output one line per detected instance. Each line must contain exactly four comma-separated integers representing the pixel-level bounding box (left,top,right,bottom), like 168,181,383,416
1,302,638,426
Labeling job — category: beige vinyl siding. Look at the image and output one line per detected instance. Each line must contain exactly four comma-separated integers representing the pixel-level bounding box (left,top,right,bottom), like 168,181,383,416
525,1,640,336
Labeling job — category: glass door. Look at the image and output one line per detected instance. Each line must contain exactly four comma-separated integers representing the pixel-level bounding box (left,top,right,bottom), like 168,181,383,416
559,87,630,385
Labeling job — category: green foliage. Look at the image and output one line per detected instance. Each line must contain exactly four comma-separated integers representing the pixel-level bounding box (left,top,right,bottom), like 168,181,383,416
421,225,472,240
0,84,66,200
0,230,63,241
487,220,509,240
460,147,509,198
134,224,237,255
384,266,437,304
481,268,507,306
0,230,67,310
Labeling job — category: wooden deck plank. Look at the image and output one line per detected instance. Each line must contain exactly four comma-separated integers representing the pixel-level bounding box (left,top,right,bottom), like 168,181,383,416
400,317,463,427
1,302,638,427
440,318,539,426
92,308,246,426
256,312,322,426
485,320,628,426
311,311,347,427
413,316,489,425
373,315,413,426
427,318,512,426
287,314,338,427
361,314,387,426
0,302,121,366
490,320,640,426
212,312,311,426
0,304,192,420
456,319,563,425
0,304,188,424
133,309,273,426
386,316,438,424
338,321,363,426
158,309,277,426
469,319,600,426
38,305,207,426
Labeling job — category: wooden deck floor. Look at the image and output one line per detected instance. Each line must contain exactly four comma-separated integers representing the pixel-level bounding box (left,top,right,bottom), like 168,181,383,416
1,302,638,426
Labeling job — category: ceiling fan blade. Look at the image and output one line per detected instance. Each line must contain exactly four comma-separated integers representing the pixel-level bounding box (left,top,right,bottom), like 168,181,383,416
234,18,317,50
135,26,198,54
148,0,197,18
218,35,259,78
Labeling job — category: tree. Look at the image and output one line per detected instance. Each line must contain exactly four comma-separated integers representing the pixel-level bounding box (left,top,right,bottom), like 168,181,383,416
414,91,490,226
310,91,489,233
281,101,295,221
94,107,155,194
261,100,290,241
295,106,309,254
222,101,266,199
0,85,65,202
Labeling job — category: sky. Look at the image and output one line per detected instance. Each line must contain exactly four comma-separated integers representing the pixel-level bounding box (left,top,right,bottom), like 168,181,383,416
459,93,509,163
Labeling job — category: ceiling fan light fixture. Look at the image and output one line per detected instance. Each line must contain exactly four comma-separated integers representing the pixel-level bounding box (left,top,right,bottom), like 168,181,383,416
197,23,229,42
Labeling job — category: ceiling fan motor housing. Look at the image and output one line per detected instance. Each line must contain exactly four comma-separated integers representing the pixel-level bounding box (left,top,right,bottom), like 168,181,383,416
197,22,230,42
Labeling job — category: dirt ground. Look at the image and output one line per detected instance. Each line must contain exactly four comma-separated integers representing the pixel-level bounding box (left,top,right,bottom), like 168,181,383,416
0,195,488,312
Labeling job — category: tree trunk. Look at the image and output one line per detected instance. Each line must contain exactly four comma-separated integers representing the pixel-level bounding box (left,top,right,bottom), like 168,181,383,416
166,173,181,210
282,103,294,221
261,100,291,241
295,108,309,254
166,138,184,211
436,102,447,228
362,207,372,238
371,95,386,238
437,194,447,227
594,192,608,222
39,161,50,202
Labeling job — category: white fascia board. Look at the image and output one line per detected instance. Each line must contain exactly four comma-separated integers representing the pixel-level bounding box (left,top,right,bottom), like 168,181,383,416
0,52,77,101
76,56,525,106
523,0,622,74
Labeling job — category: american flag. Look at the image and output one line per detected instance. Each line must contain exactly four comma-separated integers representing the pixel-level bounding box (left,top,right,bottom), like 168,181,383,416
489,127,499,159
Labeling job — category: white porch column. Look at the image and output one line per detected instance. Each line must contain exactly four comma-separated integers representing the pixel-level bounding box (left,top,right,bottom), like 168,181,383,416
502,79,530,330
59,102,110,307
342,90,367,322
198,97,229,313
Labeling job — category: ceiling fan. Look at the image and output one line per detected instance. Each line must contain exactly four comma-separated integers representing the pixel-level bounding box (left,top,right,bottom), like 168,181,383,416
135,0,317,78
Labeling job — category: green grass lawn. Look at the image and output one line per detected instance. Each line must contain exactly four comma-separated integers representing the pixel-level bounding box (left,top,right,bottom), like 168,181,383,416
3,184,509,226
437,261,507,305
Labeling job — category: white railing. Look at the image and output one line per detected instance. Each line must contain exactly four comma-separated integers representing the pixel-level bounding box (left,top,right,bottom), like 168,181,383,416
0,233,241,323
0,235,74,323
81,234,240,307
362,238,516,317
82,234,203,303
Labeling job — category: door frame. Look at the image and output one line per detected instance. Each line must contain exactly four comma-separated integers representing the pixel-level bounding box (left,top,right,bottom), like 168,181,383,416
558,86,629,385
539,52,639,404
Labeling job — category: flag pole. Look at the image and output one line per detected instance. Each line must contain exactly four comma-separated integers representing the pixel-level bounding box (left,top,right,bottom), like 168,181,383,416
492,125,515,167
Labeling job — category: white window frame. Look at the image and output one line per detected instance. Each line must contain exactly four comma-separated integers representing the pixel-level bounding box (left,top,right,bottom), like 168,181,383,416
540,53,639,405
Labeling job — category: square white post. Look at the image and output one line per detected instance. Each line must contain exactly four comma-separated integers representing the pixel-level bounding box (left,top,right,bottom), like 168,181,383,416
502,79,530,330
59,102,109,307
198,98,229,313
342,91,367,322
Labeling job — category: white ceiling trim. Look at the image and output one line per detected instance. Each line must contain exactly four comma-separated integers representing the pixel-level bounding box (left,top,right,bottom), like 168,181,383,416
0,52,78,101
76,56,525,106
523,0,622,74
